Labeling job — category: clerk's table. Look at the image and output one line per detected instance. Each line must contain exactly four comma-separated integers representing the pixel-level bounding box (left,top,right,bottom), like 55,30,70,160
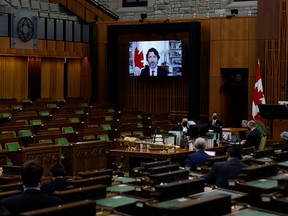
108,147,193,173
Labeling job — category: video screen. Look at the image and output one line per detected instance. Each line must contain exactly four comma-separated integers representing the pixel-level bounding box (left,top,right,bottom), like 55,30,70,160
129,40,182,77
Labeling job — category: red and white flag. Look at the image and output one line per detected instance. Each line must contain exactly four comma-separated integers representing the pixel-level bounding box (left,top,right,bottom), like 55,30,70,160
252,59,266,121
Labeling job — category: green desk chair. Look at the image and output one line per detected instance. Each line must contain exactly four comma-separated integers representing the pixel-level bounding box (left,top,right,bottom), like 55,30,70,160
69,117,80,123
83,135,96,140
55,138,69,146
62,127,74,134
11,105,22,110
30,119,43,126
98,134,109,141
104,116,113,121
19,130,33,137
74,109,85,114
39,111,50,117
108,108,115,113
1,131,17,138
1,113,12,118
5,142,21,151
79,103,88,107
133,131,144,137
258,135,267,150
39,139,53,144
120,132,132,137
101,124,112,131
47,103,57,108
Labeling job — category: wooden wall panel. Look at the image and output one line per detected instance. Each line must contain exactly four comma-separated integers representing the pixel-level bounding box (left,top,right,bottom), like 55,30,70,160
67,0,85,19
220,41,249,68
41,59,64,99
67,59,81,98
210,41,221,77
257,0,279,40
66,42,75,53
220,18,249,40
80,57,92,100
210,19,221,41
210,16,257,127
0,57,28,100
0,38,10,49
82,43,90,57
56,41,65,54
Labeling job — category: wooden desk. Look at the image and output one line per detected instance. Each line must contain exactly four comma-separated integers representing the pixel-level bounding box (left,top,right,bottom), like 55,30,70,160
109,148,193,173
222,127,248,141
62,140,108,176
7,145,61,177
0,150,8,166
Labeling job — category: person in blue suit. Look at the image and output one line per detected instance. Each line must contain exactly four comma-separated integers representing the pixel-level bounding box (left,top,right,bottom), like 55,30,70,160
41,162,72,194
204,145,248,189
0,160,62,215
185,137,212,170
240,120,261,149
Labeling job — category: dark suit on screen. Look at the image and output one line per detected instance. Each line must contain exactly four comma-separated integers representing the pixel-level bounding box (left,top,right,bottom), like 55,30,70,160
0,189,62,215
204,157,248,189
140,65,168,76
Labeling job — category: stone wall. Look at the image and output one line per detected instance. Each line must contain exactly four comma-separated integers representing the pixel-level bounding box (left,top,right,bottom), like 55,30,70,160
96,0,257,20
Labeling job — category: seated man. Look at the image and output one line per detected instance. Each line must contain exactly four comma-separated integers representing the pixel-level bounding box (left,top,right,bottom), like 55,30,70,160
240,119,250,140
171,118,196,137
185,137,212,170
240,120,261,149
41,162,72,194
204,145,248,189
0,160,62,215
280,131,288,151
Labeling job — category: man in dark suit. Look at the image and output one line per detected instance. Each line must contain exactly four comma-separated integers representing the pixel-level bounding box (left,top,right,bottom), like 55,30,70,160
207,111,222,129
240,120,261,149
41,162,72,194
207,112,223,141
140,47,168,76
0,160,62,215
185,137,212,170
204,145,248,189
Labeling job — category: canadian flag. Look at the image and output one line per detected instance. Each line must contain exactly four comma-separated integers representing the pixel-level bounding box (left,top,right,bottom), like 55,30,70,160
252,59,266,121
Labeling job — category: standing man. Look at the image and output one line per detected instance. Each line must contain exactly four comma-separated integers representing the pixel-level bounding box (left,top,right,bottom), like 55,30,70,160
140,47,168,76
207,112,222,129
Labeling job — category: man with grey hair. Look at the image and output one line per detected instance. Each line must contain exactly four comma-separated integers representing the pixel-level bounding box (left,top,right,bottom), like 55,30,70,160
185,137,212,170
280,131,288,151
240,120,261,149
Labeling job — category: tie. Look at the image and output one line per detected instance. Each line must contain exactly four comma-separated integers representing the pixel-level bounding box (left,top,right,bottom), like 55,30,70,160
152,70,155,76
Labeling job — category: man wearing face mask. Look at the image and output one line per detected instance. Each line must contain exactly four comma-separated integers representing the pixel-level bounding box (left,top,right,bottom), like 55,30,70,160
207,112,223,142
240,120,261,149
207,112,222,130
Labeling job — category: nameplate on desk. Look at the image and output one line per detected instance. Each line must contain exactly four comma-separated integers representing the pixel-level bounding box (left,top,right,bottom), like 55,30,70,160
135,187,141,192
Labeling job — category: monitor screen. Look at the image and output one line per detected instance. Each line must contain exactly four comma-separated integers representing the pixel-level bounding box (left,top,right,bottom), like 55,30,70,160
189,124,208,138
129,40,182,77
